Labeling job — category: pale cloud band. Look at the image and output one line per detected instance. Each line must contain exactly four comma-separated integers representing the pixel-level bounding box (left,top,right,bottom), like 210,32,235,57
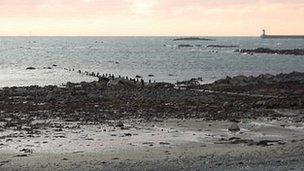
0,0,303,36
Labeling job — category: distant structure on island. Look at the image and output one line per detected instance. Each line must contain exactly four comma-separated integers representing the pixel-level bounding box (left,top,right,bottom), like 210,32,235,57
261,29,304,39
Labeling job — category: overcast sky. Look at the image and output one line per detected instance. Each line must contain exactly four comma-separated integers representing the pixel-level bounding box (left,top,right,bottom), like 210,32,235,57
0,0,303,36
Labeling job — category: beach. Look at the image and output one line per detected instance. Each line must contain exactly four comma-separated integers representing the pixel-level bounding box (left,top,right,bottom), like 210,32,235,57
1,118,304,170
0,71,304,170
1,0,304,170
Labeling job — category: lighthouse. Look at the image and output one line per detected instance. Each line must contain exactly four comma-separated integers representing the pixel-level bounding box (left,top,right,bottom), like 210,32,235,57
260,29,304,39
262,29,266,36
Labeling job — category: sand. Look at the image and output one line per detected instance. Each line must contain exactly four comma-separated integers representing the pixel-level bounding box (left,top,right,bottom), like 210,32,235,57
1,118,304,170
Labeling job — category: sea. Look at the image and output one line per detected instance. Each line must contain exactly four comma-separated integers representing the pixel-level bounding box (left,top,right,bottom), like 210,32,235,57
0,36,304,87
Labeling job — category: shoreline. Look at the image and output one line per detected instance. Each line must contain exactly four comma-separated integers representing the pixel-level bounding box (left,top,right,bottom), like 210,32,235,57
1,118,304,170
1,71,304,170
0,71,303,121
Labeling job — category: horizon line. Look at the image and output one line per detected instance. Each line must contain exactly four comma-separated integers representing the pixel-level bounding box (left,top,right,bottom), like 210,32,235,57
0,35,260,37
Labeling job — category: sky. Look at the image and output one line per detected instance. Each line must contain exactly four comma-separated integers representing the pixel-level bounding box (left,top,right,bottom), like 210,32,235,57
0,0,303,36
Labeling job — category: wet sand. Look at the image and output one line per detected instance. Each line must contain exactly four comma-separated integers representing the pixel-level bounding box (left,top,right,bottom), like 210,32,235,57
1,117,304,170
0,72,304,170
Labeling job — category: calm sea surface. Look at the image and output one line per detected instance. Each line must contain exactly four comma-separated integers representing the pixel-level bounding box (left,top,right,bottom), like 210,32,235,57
0,36,304,87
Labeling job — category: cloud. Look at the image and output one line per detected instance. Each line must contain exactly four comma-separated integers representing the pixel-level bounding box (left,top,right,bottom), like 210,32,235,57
0,0,132,18
129,0,159,15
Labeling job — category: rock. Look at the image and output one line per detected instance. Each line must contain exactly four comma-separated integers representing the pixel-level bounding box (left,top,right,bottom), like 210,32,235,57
216,138,254,145
247,140,282,146
20,148,33,153
0,160,10,166
98,77,110,83
107,79,139,88
116,121,124,128
178,44,193,48
54,128,63,132
173,37,215,41
176,77,202,87
135,75,142,78
14,154,28,157
228,137,241,141
148,74,154,77
143,142,154,146
236,48,304,56
159,142,171,145
26,67,36,70
207,45,239,48
228,123,240,132
256,140,277,146
223,102,231,108
255,100,266,107
151,82,175,89
124,133,132,136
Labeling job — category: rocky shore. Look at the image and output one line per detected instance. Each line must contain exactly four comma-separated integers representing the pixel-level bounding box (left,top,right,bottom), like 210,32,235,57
1,72,304,123
207,45,239,48
1,71,304,170
173,37,215,41
235,48,304,56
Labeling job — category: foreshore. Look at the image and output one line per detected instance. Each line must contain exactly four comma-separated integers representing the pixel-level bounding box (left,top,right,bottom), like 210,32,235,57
1,71,304,170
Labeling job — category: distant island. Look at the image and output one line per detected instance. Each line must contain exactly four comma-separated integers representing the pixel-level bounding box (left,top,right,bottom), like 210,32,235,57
173,37,215,41
207,45,239,48
261,29,304,39
235,48,304,56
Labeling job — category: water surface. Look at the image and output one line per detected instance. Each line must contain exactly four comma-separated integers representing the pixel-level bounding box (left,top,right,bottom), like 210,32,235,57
0,36,304,87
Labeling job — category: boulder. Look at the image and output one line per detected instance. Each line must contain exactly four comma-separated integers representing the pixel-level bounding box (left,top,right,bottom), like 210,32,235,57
178,44,193,48
207,45,239,48
116,121,124,128
223,102,231,108
26,67,36,70
107,78,139,89
173,37,215,41
228,123,240,132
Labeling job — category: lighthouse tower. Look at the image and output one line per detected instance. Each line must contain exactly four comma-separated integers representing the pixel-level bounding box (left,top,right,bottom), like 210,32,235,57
261,29,266,38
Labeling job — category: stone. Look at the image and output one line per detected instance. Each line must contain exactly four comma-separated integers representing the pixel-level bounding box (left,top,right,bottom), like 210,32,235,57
14,154,28,157
20,148,34,154
178,44,193,48
207,45,239,48
26,67,36,70
223,102,231,108
228,123,240,132
236,48,304,56
159,142,171,145
124,133,132,136
173,37,215,41
116,121,124,128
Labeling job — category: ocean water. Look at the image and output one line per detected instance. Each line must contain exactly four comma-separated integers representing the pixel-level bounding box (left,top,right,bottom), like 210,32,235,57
0,36,304,87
